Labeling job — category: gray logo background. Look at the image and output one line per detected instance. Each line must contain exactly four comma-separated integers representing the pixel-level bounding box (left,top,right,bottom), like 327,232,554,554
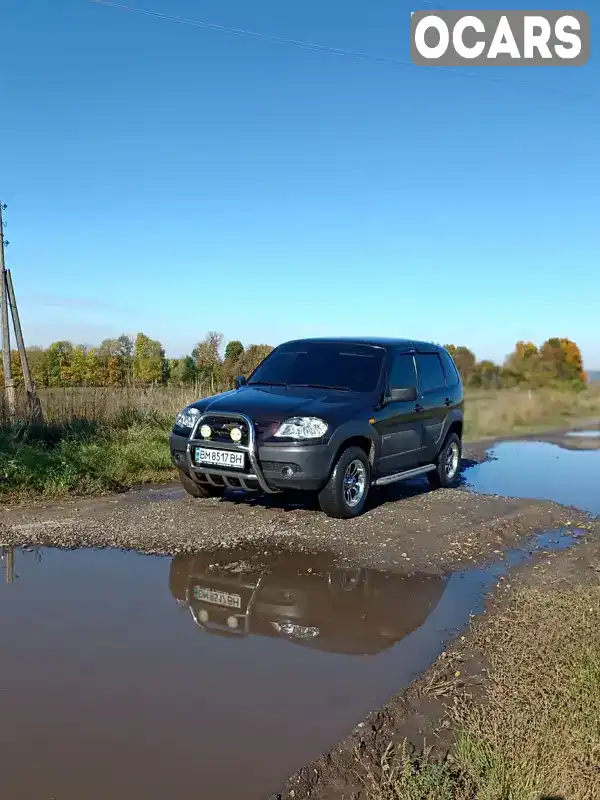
410,10,590,66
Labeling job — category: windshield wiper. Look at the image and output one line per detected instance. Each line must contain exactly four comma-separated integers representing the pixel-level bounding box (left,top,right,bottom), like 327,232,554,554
288,383,351,392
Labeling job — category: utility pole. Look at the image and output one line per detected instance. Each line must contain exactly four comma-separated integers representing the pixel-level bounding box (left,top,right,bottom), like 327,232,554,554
0,203,16,419
5,547,14,584
6,269,42,419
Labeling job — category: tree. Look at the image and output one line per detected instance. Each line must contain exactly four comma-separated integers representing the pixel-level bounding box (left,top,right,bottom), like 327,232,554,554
469,360,502,389
133,333,165,385
538,338,586,386
444,345,477,383
46,341,74,387
117,334,134,385
193,331,223,392
26,347,50,388
224,340,244,362
503,341,540,385
236,344,273,376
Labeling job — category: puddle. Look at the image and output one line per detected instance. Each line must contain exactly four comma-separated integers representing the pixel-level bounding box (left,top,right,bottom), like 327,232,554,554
463,440,600,516
0,528,587,800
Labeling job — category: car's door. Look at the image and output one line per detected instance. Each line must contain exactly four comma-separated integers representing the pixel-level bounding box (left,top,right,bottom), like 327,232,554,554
414,352,449,461
374,350,425,475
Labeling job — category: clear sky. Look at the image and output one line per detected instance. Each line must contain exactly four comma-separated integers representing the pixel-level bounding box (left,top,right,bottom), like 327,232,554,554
3,0,599,367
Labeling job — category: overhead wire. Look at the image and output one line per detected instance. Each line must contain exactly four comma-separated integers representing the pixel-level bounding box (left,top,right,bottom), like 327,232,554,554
89,0,595,99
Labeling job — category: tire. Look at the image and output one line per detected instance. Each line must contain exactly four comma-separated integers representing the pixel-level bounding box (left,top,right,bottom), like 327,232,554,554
427,432,462,489
179,470,225,499
318,446,371,519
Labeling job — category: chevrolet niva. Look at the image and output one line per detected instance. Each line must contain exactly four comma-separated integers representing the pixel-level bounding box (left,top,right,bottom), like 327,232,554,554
169,337,464,519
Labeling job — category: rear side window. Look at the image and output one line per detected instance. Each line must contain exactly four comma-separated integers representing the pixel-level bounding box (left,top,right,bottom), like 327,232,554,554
439,350,461,388
389,353,417,389
415,353,446,393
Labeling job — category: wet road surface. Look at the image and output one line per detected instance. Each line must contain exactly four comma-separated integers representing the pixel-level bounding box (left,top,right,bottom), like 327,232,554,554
0,431,599,800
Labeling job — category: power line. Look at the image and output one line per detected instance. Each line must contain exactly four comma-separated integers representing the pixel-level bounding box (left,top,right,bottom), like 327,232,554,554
89,0,594,98
90,0,415,68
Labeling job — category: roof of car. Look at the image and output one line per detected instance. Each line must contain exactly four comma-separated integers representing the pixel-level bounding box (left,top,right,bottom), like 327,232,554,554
280,337,446,352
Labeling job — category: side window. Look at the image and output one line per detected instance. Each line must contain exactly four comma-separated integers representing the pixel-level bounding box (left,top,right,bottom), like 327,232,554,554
415,354,446,393
440,350,460,388
389,353,417,390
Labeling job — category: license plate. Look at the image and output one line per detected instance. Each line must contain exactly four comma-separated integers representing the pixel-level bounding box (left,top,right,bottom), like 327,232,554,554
193,586,242,609
195,447,245,469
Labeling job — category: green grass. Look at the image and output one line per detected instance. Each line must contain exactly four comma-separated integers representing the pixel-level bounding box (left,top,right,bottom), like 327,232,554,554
0,412,176,502
0,385,599,503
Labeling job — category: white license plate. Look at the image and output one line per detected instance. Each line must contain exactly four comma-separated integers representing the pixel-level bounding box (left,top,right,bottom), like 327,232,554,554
193,586,242,609
195,447,245,469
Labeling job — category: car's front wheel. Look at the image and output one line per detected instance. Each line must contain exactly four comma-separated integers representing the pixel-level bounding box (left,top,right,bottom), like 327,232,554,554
179,470,225,499
318,446,371,519
428,432,462,489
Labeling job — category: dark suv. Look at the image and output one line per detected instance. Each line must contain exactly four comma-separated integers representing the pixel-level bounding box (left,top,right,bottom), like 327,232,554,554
169,338,464,519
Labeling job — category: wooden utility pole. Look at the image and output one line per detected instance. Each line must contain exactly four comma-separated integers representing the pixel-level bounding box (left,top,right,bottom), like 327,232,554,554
6,269,42,419
0,204,41,421
0,203,16,419
5,547,14,584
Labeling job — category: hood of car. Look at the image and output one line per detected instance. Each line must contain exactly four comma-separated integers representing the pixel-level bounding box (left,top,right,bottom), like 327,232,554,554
190,385,364,424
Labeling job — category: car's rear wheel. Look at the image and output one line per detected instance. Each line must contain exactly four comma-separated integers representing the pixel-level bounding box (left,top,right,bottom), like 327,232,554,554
318,446,371,519
428,432,462,489
179,470,225,499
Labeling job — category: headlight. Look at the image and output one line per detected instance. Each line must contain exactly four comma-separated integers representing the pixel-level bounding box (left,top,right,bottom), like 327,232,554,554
274,417,328,439
175,406,200,430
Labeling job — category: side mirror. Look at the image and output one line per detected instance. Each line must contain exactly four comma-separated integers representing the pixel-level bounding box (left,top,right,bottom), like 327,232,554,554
389,386,417,403
234,375,246,389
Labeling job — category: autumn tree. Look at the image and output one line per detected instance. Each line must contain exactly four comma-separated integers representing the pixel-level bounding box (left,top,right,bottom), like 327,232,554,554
26,347,50,388
469,359,502,389
444,345,477,383
133,333,165,385
236,344,273,377
538,338,586,386
193,331,223,392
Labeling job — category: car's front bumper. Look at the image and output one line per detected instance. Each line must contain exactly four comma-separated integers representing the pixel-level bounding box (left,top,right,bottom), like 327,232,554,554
169,413,335,493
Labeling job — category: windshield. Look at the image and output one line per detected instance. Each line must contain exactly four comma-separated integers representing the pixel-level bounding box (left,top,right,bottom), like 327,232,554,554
248,342,385,393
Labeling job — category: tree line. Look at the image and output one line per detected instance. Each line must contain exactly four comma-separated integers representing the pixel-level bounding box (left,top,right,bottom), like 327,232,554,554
0,333,588,391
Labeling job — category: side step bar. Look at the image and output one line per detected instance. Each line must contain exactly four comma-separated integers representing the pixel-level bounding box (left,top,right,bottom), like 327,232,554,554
374,463,436,487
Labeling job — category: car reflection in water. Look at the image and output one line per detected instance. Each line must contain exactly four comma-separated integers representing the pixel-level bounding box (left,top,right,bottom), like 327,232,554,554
169,547,448,655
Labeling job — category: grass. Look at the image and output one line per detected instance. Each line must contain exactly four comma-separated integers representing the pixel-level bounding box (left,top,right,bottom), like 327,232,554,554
363,584,600,800
0,384,599,502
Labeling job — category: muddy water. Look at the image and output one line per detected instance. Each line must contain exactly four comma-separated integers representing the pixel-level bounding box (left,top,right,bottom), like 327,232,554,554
0,437,598,800
0,528,587,800
464,438,600,516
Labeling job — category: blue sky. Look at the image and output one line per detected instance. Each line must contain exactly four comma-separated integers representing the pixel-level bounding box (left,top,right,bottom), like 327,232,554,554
3,0,599,367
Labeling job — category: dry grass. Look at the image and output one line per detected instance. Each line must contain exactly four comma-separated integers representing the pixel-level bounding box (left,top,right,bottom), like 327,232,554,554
0,385,203,426
464,385,600,440
455,585,600,800
0,385,599,437
364,585,600,800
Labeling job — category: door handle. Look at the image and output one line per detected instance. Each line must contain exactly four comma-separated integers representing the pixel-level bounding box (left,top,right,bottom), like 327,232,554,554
444,398,452,407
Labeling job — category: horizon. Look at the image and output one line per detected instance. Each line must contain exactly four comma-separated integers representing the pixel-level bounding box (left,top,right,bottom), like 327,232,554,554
4,0,599,369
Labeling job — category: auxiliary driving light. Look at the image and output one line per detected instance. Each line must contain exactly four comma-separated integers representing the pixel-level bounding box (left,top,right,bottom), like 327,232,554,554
200,425,212,439
230,426,243,442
